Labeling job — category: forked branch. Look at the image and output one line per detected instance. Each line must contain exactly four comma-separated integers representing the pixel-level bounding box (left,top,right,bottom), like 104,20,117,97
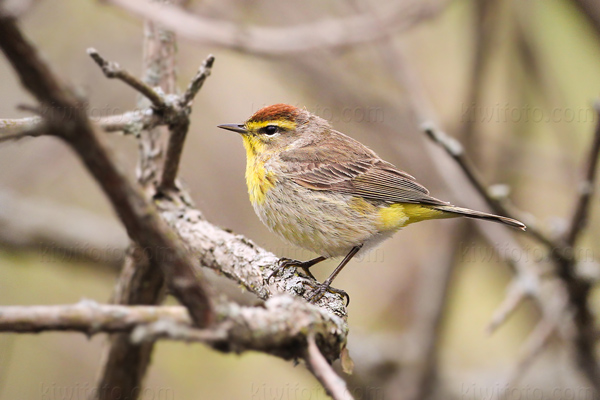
0,13,215,328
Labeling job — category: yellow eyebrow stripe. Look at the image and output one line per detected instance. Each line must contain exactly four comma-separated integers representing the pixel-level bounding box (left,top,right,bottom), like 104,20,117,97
246,119,297,132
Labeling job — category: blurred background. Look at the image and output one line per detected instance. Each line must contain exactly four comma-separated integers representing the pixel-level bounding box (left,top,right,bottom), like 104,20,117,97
1,0,599,399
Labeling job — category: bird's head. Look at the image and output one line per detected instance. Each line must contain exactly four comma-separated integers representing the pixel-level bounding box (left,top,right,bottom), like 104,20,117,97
218,104,329,156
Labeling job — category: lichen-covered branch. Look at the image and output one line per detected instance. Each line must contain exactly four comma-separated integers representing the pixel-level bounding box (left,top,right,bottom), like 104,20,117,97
0,302,184,333
0,297,347,362
156,194,349,318
0,110,163,141
137,296,346,361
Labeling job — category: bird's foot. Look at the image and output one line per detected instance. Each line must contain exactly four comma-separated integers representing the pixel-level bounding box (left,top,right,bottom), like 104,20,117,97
307,281,350,306
268,258,317,282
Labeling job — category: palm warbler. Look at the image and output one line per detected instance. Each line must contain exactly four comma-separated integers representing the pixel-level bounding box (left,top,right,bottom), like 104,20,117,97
219,104,525,304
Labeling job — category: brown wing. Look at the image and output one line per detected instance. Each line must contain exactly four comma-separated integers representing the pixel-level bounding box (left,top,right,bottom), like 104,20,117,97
278,131,449,206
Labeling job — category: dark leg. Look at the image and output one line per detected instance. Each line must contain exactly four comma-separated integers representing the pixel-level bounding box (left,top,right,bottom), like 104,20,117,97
308,245,362,306
268,256,327,281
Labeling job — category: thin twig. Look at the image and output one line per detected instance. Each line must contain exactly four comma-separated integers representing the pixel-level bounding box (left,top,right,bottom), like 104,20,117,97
422,123,567,249
181,54,215,107
158,54,215,192
306,335,354,400
422,123,526,226
0,110,161,138
87,48,166,109
0,115,43,139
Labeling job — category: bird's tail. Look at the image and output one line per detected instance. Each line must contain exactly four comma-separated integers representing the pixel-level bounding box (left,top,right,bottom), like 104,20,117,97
433,205,526,231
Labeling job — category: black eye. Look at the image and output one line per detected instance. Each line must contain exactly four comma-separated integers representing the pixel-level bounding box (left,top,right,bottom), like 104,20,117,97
263,125,279,135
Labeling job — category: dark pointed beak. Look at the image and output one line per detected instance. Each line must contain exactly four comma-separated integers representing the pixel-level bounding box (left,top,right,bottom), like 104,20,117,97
217,123,247,134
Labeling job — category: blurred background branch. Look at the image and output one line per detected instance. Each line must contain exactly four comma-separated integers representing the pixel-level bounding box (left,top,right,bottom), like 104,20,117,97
103,0,448,55
0,189,127,268
0,0,599,399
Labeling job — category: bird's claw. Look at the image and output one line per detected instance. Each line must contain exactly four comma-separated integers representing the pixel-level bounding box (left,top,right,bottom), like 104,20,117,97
267,258,349,306
267,258,317,282
307,282,350,306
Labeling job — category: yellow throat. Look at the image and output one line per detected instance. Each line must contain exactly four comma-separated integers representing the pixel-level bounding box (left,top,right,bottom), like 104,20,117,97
242,135,274,205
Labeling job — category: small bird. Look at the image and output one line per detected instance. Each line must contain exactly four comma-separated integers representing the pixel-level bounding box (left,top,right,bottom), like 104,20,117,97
219,104,525,304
